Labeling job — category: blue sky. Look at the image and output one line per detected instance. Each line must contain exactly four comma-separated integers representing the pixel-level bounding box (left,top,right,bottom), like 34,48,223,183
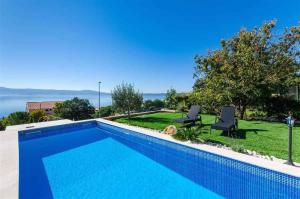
0,0,299,93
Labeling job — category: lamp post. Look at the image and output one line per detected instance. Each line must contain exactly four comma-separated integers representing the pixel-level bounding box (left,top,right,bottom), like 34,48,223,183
98,81,101,118
285,111,296,166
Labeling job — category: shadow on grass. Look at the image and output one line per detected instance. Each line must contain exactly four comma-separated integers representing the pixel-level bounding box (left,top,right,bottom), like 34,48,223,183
119,117,271,140
250,122,264,125
219,128,268,139
204,139,226,145
200,123,212,127
123,117,174,125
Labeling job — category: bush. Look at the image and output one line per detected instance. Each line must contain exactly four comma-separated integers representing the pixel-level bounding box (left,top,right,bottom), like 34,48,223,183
176,103,188,112
46,115,61,121
143,99,164,111
152,99,165,109
5,112,31,125
143,100,154,111
54,97,95,120
264,97,300,120
231,144,246,153
0,120,5,131
246,109,267,118
94,106,114,118
30,109,47,122
172,127,202,142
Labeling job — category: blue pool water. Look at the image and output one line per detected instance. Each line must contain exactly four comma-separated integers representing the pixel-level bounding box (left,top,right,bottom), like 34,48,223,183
19,122,300,199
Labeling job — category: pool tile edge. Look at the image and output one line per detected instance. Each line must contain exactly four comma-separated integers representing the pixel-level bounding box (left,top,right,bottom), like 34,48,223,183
95,118,300,178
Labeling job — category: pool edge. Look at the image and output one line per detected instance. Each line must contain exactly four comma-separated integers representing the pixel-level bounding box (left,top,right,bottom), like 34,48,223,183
1,118,300,199
0,130,19,199
95,118,300,178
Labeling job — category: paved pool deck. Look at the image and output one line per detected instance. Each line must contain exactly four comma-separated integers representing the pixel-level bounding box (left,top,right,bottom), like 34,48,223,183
1,118,299,198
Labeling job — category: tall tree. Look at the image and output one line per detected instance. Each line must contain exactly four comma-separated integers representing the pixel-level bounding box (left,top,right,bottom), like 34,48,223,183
112,83,143,118
194,21,300,119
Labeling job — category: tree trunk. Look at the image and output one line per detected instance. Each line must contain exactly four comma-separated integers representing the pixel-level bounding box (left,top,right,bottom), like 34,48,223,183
239,104,247,119
127,108,131,122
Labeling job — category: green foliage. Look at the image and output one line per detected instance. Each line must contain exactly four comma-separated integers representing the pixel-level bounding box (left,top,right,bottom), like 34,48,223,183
30,109,47,122
54,97,95,120
264,96,300,120
143,100,154,110
193,21,300,119
165,88,178,109
246,109,267,118
115,112,300,162
0,120,5,131
176,94,190,112
94,106,114,118
176,103,187,112
153,99,165,109
5,112,31,125
112,83,143,118
231,144,246,153
172,127,202,142
143,99,165,111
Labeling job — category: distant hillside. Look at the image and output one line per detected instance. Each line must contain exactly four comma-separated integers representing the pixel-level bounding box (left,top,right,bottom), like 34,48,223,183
0,87,165,97
0,87,106,96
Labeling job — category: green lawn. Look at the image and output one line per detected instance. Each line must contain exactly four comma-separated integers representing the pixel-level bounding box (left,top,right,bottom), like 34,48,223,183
115,112,300,163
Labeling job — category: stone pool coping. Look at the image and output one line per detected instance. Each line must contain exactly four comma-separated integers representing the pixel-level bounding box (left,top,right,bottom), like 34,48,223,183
1,118,299,199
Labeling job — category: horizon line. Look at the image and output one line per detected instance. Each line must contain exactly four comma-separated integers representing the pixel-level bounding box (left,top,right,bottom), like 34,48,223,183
0,86,170,94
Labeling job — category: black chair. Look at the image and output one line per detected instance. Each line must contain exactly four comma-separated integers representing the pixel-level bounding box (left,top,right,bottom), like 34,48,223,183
174,105,201,126
211,106,238,136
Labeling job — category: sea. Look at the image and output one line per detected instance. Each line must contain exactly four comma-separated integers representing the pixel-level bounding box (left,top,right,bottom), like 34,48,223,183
0,93,165,118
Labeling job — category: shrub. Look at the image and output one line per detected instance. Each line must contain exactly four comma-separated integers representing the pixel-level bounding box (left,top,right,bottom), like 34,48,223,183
143,100,154,111
231,144,246,153
264,96,300,120
94,106,114,118
143,99,164,111
0,120,5,131
46,115,61,121
172,127,202,142
176,103,188,112
5,112,31,125
54,97,95,120
246,109,267,118
30,109,47,122
152,99,165,109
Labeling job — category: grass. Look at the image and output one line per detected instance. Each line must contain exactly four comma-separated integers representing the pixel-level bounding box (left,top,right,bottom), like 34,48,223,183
115,112,300,163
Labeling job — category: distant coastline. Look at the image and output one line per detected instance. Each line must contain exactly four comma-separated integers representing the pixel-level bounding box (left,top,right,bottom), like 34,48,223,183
0,87,165,117
0,87,165,96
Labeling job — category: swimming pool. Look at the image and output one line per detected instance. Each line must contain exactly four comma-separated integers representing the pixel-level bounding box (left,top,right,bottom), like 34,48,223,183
19,121,300,199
